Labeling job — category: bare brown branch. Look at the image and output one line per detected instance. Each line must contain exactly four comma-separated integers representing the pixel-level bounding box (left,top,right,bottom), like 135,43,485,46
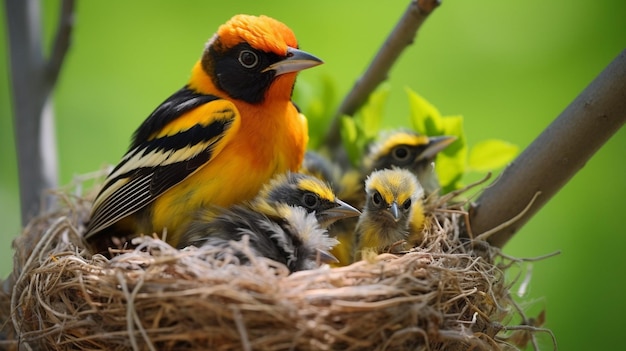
323,0,441,152
469,49,626,248
5,0,75,224
47,0,76,85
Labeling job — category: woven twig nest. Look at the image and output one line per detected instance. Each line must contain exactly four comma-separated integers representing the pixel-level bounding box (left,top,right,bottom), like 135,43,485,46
0,175,550,351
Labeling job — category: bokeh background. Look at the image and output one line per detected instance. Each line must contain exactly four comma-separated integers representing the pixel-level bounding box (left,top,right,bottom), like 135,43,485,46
1,1,625,349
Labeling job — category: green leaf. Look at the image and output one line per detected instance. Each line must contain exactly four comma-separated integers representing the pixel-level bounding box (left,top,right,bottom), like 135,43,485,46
468,139,519,172
340,116,362,167
292,75,338,150
406,87,443,136
435,115,468,192
438,116,466,156
359,83,390,139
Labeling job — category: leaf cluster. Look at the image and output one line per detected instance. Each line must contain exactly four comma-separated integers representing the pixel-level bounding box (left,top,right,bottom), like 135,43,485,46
296,79,518,193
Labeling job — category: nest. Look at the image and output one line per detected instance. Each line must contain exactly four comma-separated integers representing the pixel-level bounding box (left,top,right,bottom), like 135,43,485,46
0,175,552,351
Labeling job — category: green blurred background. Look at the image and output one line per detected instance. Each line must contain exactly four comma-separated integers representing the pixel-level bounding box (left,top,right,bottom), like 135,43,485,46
1,1,625,349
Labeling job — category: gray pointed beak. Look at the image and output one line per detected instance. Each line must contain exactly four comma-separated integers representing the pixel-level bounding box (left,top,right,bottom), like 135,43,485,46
264,47,323,75
317,249,339,264
388,202,400,221
417,135,457,161
317,199,361,228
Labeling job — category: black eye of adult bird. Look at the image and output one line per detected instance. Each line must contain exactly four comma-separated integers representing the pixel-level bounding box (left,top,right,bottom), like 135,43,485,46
238,49,259,68
207,41,321,104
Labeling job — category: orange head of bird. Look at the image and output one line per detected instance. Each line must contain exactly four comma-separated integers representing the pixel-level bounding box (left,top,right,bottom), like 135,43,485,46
201,14,322,104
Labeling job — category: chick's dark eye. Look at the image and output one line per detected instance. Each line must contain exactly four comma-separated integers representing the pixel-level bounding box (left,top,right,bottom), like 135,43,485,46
372,192,383,206
392,146,410,161
402,199,412,210
302,193,320,209
238,50,259,68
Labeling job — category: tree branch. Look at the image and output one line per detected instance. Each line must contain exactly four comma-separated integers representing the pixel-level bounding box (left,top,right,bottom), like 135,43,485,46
469,49,626,248
322,0,441,152
47,0,76,85
5,0,75,224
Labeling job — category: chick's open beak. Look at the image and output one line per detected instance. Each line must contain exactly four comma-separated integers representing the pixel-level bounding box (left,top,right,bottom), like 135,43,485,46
264,47,323,75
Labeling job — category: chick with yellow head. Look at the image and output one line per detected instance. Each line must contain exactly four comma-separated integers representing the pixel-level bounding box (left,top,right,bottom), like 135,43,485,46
178,172,360,272
353,168,426,261
364,129,456,197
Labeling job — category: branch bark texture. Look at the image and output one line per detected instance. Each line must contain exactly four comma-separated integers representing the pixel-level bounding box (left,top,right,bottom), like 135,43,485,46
5,0,75,224
469,49,626,248
323,0,440,152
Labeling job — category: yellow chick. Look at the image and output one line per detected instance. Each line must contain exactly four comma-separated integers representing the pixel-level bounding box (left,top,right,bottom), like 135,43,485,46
178,172,360,272
363,129,456,196
353,168,426,261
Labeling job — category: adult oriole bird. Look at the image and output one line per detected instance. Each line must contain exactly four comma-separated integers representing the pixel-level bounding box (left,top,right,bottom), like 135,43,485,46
178,172,361,272
363,129,456,196
83,15,322,252
353,168,426,262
